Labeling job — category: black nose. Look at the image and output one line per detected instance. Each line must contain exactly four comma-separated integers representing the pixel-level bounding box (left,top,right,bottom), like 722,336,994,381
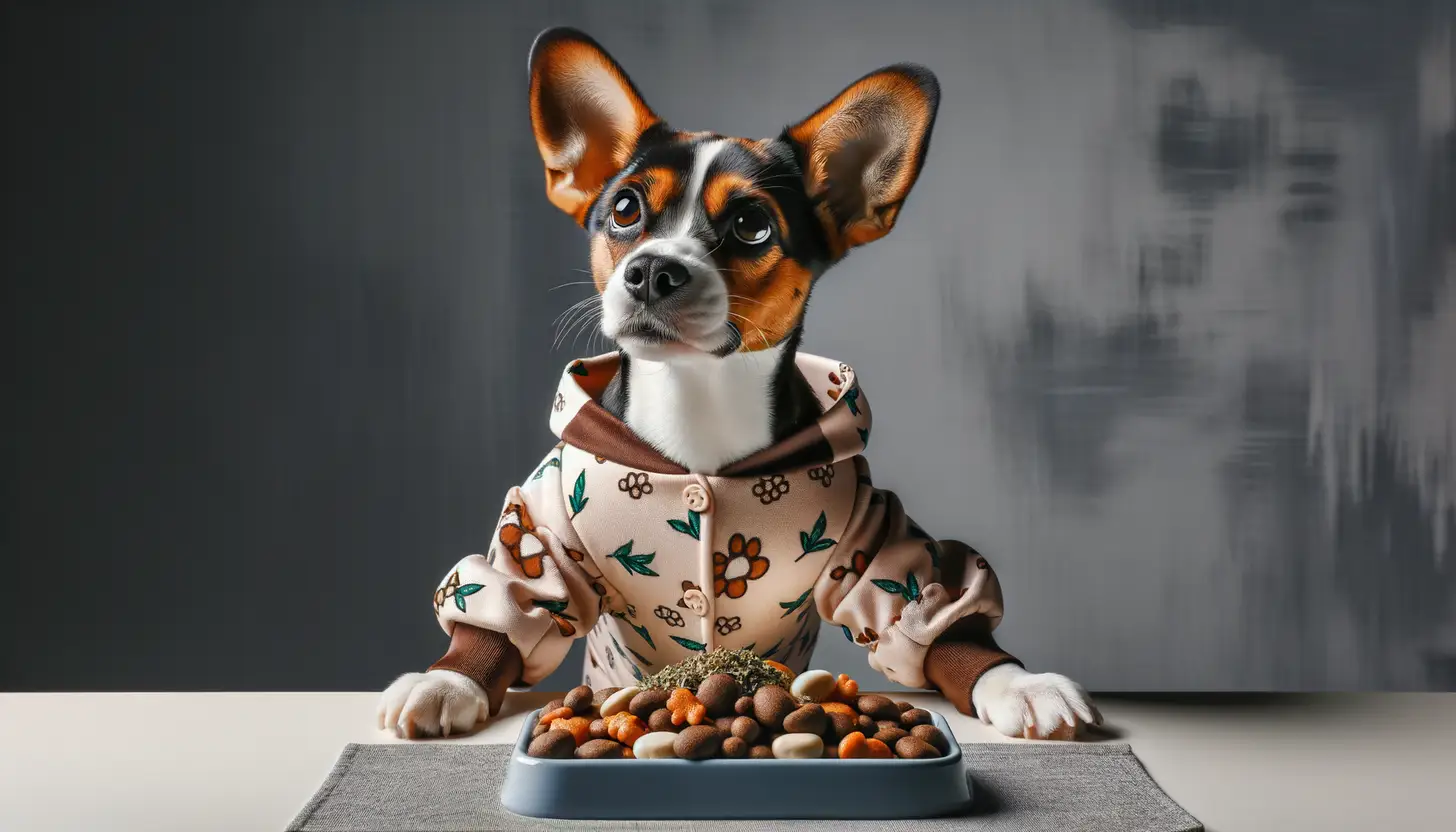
623,255,691,304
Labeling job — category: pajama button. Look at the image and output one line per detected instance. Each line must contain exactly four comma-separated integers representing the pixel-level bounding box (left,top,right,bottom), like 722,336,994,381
681,588,709,616
682,484,711,512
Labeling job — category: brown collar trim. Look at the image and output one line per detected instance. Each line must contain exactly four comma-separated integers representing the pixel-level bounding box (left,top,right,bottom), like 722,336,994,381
561,400,689,475
717,422,835,477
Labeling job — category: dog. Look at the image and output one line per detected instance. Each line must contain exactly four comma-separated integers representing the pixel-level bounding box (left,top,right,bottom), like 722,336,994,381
379,27,1099,743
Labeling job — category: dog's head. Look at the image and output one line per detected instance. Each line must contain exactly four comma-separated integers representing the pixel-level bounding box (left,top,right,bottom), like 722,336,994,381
528,27,939,362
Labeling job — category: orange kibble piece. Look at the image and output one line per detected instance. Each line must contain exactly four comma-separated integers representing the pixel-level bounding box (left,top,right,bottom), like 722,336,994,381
666,687,709,726
605,712,647,747
829,673,859,703
821,701,857,718
865,738,893,759
550,716,593,746
538,706,576,726
837,731,870,759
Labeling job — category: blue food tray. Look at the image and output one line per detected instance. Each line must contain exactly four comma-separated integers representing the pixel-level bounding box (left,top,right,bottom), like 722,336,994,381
500,706,973,820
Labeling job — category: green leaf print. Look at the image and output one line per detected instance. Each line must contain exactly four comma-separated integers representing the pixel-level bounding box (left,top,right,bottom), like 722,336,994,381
858,427,870,448
569,470,589,516
667,509,701,540
531,457,561,481
609,540,659,577
532,598,577,620
926,541,941,568
871,571,921,603
630,663,646,682
629,621,656,649
628,646,654,667
796,511,837,560
779,588,812,618
453,583,483,612
841,625,854,642
670,635,707,652
843,386,861,416
760,639,783,659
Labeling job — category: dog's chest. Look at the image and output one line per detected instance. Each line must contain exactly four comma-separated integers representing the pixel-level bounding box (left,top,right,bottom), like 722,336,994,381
559,445,857,683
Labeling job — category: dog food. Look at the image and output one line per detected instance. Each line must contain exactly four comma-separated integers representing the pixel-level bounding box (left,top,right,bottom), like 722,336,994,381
523,648,949,761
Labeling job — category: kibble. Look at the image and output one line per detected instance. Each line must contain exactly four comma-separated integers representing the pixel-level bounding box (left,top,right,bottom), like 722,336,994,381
632,731,679,759
734,695,756,716
749,744,774,759
599,686,638,718
771,732,824,759
874,725,910,747
588,718,609,740
911,724,950,755
629,688,672,720
721,736,749,758
576,738,626,759
673,725,724,760
527,729,576,759
782,703,828,736
531,723,550,739
752,685,798,731
856,695,900,721
895,736,940,759
647,708,675,733
591,687,622,709
696,673,741,718
563,685,594,715
897,701,914,713
730,715,761,743
900,708,933,728
789,669,836,702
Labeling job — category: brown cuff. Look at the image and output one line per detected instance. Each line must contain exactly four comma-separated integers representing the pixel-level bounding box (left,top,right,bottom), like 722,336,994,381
922,619,1021,717
429,623,524,717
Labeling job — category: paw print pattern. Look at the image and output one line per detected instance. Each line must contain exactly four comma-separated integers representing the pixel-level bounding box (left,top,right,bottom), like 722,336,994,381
655,605,685,628
619,471,654,499
752,474,790,504
715,616,742,636
807,464,835,488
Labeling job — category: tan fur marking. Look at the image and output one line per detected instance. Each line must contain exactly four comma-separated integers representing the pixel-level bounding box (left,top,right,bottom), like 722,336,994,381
703,172,756,218
639,167,680,216
726,255,812,353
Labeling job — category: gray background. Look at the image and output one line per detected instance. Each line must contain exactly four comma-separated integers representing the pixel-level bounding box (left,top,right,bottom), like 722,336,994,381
4,0,1453,693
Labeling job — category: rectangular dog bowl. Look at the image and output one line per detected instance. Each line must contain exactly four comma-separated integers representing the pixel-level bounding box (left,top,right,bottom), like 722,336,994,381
500,706,973,820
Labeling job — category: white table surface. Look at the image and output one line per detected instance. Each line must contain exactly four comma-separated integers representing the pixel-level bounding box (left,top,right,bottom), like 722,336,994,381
1,691,1452,832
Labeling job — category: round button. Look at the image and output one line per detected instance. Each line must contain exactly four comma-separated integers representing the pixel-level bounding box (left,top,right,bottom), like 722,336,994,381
681,588,709,616
682,483,711,513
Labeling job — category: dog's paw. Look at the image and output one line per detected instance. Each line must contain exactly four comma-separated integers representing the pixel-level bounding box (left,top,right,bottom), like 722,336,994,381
376,669,490,739
970,664,1101,740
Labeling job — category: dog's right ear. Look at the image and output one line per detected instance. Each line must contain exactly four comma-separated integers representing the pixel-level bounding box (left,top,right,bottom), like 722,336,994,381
528,28,660,225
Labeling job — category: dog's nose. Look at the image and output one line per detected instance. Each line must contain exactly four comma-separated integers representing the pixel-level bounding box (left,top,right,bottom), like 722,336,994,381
622,255,691,304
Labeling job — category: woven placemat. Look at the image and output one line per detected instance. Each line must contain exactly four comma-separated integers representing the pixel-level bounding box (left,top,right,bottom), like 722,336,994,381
288,741,1201,831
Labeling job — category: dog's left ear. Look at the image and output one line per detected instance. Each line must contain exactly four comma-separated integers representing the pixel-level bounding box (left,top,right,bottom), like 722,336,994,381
786,64,939,257
528,28,661,224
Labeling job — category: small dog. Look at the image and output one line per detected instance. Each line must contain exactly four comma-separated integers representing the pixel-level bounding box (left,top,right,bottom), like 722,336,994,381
379,27,1099,742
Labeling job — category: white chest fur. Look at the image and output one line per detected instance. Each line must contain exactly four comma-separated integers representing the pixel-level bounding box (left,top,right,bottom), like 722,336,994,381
623,345,785,473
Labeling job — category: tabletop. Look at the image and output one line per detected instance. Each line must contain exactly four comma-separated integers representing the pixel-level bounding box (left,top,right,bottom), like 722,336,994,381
1,691,1452,832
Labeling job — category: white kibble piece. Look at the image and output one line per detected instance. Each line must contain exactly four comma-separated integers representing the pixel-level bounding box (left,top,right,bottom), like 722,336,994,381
789,669,836,702
632,731,680,759
771,732,824,759
599,686,640,718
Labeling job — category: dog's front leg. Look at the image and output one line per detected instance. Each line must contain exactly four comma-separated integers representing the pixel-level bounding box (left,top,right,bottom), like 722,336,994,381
376,669,490,739
970,664,1101,740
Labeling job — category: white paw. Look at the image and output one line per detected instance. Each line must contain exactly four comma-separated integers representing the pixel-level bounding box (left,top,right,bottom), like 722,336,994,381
970,664,1101,740
376,669,490,739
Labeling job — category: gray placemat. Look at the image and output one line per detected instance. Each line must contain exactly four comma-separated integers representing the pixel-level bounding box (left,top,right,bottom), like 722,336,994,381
288,742,1201,832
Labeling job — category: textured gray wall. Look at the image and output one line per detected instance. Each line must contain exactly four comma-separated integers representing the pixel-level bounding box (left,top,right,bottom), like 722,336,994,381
3,0,1453,693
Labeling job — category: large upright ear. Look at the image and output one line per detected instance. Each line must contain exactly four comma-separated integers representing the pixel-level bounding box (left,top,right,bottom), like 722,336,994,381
528,28,661,224
786,64,939,257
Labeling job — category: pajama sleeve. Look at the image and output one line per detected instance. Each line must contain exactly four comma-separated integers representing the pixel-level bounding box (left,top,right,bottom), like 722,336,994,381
813,457,1021,711
427,445,605,710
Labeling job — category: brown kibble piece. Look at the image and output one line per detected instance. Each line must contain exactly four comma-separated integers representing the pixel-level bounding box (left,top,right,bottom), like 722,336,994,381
749,744,774,759
527,729,575,759
591,687,622,708
782,703,828,736
576,738,626,759
856,695,900,721
911,724,951,755
544,698,566,714
734,695,756,716
672,725,724,760
721,736,749,758
875,726,910,747
696,673,742,718
648,708,676,733
895,736,940,759
629,689,671,720
531,723,550,739
827,710,858,739
752,685,798,731
897,701,914,712
588,718,609,740
715,716,738,734
730,716,761,743
857,714,876,733
563,685,594,716
900,708,933,728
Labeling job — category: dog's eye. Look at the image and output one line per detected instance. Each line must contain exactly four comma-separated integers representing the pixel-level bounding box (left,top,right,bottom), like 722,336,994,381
611,190,641,228
732,206,772,245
